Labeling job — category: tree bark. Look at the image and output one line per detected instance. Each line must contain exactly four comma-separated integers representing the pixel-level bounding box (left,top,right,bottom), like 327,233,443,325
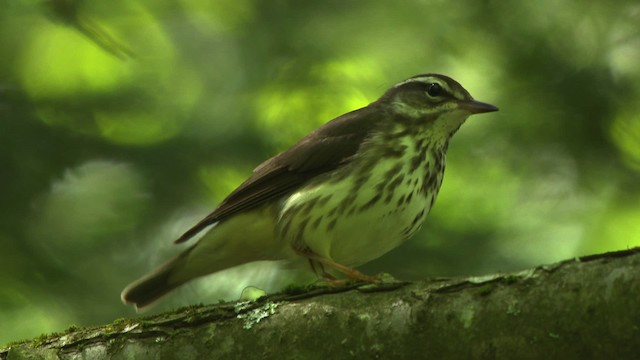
3,248,639,360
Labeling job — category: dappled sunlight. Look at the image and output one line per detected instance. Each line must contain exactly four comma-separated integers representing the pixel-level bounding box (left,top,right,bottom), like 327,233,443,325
16,1,203,145
610,107,640,172
28,161,149,251
587,203,640,253
95,109,180,145
1,0,639,346
0,286,74,345
19,21,131,99
607,20,640,79
254,59,383,147
423,145,609,268
178,0,256,33
198,164,252,204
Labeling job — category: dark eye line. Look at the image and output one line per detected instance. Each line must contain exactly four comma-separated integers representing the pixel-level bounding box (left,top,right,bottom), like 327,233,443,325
394,81,451,99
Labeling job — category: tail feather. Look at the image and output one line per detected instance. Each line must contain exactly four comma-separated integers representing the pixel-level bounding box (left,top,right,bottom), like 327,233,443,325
120,245,194,310
122,208,282,310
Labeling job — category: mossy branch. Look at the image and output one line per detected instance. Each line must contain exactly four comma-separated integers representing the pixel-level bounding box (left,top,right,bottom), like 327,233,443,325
3,248,639,360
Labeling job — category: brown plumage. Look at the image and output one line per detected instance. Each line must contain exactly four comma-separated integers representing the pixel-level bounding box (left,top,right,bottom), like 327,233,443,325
121,74,498,309
175,104,384,244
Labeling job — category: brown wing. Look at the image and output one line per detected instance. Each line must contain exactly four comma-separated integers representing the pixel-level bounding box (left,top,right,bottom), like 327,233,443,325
175,104,384,243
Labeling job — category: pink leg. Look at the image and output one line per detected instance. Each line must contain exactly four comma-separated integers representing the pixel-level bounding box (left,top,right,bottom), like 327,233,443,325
296,248,379,283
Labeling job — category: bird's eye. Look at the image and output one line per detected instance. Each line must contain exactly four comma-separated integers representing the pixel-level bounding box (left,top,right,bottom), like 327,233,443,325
427,83,443,97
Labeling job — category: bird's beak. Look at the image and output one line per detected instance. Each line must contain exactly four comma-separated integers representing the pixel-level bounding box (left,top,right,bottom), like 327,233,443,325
458,100,499,114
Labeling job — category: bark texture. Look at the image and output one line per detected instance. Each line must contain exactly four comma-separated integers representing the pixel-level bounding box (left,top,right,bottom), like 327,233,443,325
2,248,639,360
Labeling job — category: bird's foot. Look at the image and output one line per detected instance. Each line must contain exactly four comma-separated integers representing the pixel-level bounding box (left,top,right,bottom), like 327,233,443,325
297,248,380,284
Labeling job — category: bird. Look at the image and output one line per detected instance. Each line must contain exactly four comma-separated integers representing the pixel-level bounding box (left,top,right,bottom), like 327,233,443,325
121,73,498,309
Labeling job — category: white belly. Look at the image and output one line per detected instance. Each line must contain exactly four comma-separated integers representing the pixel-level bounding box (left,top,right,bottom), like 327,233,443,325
278,149,443,267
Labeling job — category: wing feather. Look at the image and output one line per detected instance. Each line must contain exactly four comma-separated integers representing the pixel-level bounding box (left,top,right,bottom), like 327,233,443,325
175,105,383,243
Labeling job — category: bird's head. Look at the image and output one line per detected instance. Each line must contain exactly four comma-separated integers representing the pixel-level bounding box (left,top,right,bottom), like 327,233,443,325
378,74,498,140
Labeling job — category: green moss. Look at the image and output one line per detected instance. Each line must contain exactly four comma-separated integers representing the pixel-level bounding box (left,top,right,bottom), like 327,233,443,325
506,300,521,316
112,317,129,326
173,303,206,315
2,338,29,350
503,275,521,285
30,332,57,348
138,320,154,328
64,324,79,334
281,283,311,295
476,283,495,296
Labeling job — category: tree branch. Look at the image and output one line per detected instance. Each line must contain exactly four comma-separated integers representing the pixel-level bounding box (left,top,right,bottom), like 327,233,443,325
3,248,639,359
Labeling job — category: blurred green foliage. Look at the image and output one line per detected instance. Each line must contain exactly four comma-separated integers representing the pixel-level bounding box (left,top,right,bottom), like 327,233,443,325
1,0,639,345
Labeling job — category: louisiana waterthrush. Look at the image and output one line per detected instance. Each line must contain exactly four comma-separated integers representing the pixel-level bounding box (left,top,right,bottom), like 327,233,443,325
122,74,498,309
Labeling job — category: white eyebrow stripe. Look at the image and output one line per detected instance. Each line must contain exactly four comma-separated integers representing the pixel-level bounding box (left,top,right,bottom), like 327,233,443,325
393,76,467,100
394,76,439,88
394,76,453,94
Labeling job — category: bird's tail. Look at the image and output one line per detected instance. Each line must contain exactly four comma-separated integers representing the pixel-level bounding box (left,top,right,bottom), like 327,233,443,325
120,245,195,311
121,207,283,310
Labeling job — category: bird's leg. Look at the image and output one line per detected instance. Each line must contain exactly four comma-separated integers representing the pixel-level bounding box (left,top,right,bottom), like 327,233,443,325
296,247,380,283
309,259,337,280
